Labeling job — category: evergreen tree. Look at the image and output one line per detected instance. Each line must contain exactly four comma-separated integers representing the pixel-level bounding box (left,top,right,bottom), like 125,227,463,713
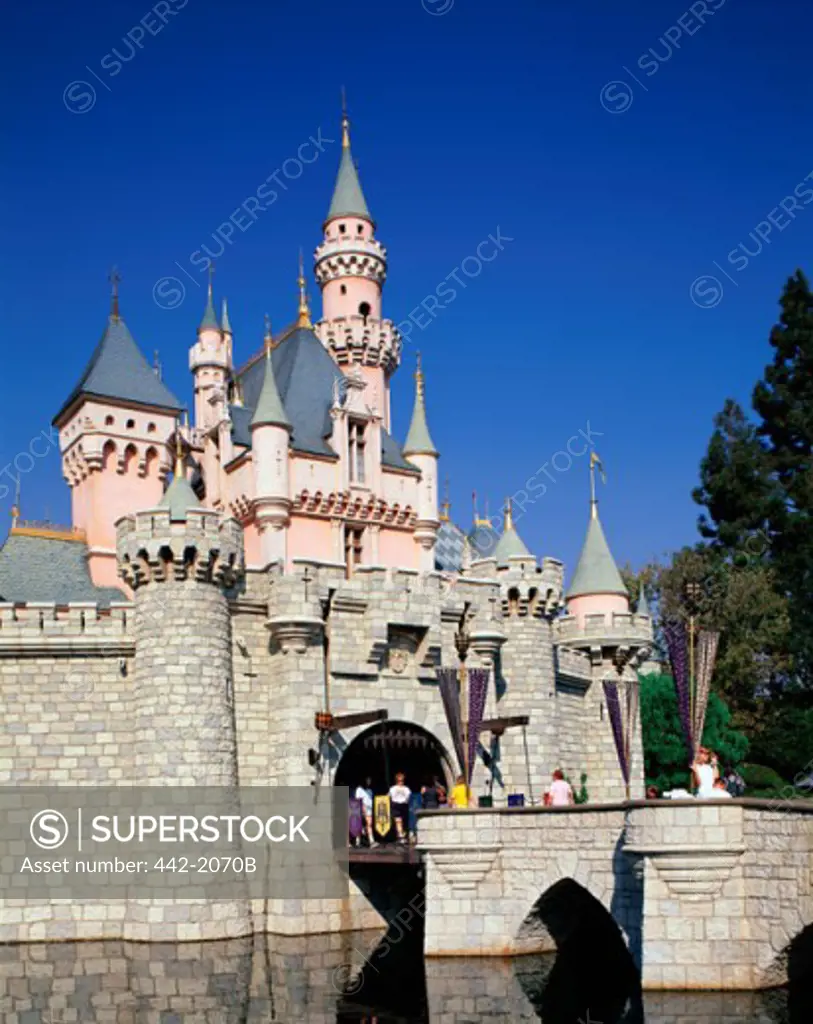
752,270,813,686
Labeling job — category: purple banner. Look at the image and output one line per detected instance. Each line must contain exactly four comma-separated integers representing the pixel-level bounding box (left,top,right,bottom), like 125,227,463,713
663,618,693,761
467,668,490,784
603,679,629,784
436,668,465,776
693,630,720,760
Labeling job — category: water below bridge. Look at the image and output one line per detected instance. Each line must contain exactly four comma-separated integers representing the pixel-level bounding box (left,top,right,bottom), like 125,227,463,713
1,926,811,1022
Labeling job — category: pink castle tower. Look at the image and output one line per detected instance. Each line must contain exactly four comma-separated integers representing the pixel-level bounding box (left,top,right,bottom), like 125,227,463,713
53,272,181,588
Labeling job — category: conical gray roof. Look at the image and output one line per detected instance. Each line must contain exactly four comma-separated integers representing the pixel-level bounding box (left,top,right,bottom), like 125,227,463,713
403,369,438,457
199,282,219,331
493,524,532,563
567,506,628,599
159,472,201,522
250,350,291,430
637,583,650,616
327,132,372,222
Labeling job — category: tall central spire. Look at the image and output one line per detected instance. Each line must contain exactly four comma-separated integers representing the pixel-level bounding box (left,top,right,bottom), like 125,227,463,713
326,93,372,223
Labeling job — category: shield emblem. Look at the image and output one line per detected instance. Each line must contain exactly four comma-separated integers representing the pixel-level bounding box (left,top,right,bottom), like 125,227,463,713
374,795,392,837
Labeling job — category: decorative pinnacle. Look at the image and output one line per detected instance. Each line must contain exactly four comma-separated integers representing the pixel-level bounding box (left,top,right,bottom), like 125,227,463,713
221,296,232,334
174,423,185,479
264,315,273,356
297,249,312,328
440,477,451,522
341,86,350,149
108,266,121,321
415,351,425,399
503,496,514,532
589,450,605,519
472,491,491,528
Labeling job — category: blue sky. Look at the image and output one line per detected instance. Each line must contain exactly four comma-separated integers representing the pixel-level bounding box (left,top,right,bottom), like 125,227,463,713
3,0,813,578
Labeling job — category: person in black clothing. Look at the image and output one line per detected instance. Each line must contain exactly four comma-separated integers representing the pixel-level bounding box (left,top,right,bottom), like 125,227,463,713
421,776,445,809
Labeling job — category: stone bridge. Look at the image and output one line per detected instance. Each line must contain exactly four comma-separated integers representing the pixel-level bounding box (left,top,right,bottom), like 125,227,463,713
417,798,813,991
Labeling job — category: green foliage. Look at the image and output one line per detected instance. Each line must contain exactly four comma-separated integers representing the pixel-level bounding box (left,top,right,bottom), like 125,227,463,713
563,771,589,805
640,672,749,793
740,763,786,790
693,269,813,689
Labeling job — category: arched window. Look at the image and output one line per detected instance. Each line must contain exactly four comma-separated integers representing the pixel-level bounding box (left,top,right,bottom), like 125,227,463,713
102,440,117,471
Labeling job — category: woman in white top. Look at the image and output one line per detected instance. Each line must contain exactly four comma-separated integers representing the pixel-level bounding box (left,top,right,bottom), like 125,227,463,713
691,747,719,798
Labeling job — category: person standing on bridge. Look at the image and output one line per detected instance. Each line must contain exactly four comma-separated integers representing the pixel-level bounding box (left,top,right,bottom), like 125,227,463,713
354,777,376,847
449,774,473,808
389,772,411,843
547,769,574,806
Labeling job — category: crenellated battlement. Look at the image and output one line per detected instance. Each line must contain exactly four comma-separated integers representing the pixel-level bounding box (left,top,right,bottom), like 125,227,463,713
555,610,653,650
0,601,131,635
314,236,387,286
116,508,245,589
314,315,401,372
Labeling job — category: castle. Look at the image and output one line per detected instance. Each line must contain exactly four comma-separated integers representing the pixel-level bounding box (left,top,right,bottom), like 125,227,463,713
0,107,653,942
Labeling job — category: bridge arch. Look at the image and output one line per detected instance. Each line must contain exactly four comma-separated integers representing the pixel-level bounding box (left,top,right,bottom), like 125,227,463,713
515,879,640,1022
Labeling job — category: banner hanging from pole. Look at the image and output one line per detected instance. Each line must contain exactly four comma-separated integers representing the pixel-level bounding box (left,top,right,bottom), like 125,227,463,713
693,630,719,760
436,667,465,776
602,679,629,785
467,668,490,784
663,618,693,761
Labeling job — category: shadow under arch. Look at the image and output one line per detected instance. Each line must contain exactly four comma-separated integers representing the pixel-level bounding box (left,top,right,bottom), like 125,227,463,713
786,922,813,1024
515,878,641,1024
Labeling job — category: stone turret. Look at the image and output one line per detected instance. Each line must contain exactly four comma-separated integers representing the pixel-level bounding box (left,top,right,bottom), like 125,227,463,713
190,272,232,432
116,456,249,938
477,499,564,801
557,482,652,800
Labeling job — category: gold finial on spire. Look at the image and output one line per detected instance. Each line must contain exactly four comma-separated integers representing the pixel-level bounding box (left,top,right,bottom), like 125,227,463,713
296,248,312,328
341,86,350,149
415,351,425,400
264,315,273,358
503,496,514,532
589,450,606,519
440,477,451,522
472,490,491,528
108,266,121,321
174,422,185,479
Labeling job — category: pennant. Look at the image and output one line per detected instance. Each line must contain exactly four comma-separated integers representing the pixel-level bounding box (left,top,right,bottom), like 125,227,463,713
436,667,465,776
467,668,490,784
349,798,363,840
603,679,629,784
662,618,693,761
373,795,391,838
693,630,720,760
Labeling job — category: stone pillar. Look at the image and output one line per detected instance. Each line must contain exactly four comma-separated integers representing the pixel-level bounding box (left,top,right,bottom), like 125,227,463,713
117,506,251,940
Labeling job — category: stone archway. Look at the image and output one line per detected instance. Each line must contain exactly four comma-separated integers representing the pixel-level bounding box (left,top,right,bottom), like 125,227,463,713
334,719,454,798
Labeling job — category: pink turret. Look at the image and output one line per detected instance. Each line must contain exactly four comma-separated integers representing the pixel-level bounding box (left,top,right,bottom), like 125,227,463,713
314,102,400,428
189,270,231,433
54,273,181,587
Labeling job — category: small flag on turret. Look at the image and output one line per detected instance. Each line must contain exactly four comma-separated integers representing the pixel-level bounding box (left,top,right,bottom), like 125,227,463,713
590,450,606,484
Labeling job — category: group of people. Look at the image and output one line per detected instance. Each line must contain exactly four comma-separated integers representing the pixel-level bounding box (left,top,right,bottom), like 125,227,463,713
351,748,746,845
352,772,475,846
646,746,746,800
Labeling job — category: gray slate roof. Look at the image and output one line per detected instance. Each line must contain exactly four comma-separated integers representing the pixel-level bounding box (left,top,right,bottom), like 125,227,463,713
0,533,125,606
435,520,466,573
403,383,438,457
567,507,628,599
250,352,291,430
493,524,533,564
55,316,182,422
327,144,372,222
232,326,416,473
159,473,202,521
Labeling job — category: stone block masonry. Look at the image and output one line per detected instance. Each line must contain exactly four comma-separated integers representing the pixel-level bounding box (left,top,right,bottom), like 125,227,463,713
418,799,813,990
